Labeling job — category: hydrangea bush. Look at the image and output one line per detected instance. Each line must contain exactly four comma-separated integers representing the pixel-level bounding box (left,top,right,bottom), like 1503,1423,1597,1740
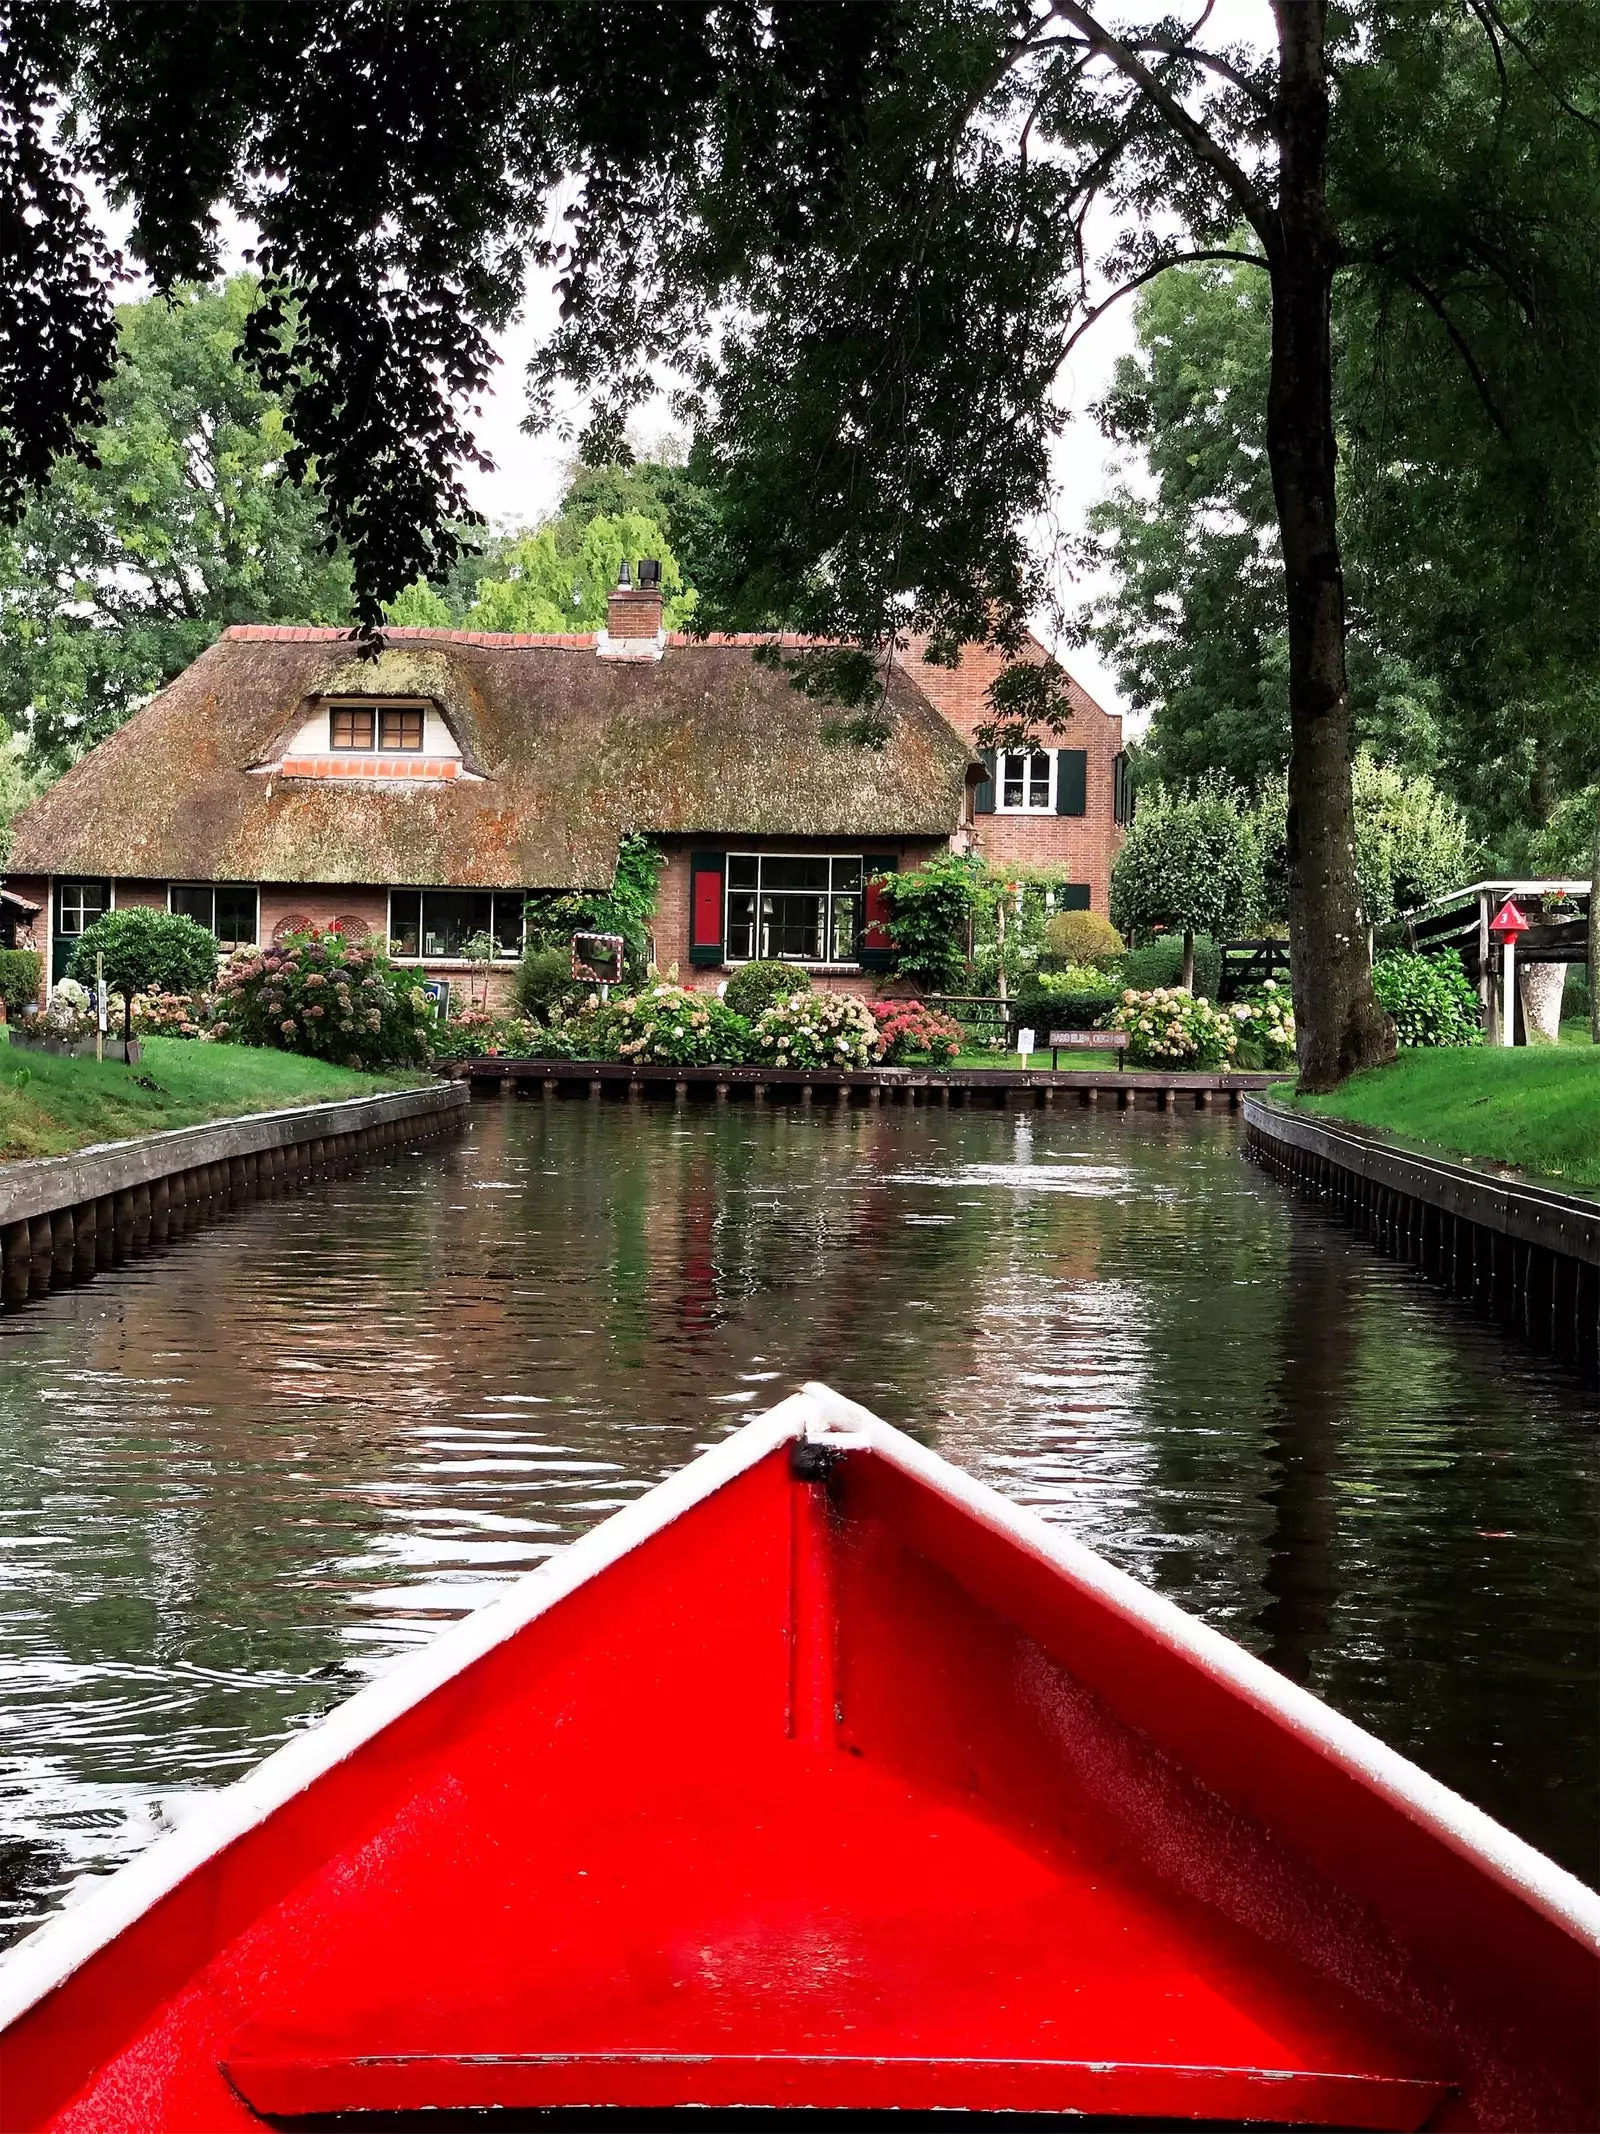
602,983,752,1066
1106,986,1238,1069
870,999,963,1065
429,1005,545,1061
749,991,882,1069
213,931,433,1069
39,979,94,1040
132,988,210,1039
1227,980,1297,1070
1372,951,1482,1047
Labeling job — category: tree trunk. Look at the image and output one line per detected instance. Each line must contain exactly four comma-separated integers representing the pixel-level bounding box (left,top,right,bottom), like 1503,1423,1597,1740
1267,0,1394,1092
1180,930,1195,991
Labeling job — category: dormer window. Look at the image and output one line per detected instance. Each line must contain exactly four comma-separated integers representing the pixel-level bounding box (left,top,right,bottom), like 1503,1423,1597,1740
264,696,476,782
328,701,425,751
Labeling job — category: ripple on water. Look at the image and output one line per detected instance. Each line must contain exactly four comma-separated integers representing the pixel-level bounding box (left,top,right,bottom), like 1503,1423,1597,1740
0,1100,1593,1943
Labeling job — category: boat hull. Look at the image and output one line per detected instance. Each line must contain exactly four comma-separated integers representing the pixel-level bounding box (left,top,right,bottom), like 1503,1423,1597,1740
1,1387,1595,2130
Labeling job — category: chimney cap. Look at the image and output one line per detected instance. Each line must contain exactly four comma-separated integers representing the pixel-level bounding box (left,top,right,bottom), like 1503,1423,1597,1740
615,558,632,589
637,558,662,587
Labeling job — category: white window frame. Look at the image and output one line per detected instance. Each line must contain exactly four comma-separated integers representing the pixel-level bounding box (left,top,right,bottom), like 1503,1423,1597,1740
724,853,865,966
995,748,1058,814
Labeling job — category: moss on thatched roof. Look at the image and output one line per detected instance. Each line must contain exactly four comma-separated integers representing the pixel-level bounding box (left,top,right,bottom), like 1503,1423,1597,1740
10,628,976,889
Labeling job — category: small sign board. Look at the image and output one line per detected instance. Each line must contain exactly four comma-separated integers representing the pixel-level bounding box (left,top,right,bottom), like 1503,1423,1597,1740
421,977,451,1022
1048,1028,1129,1068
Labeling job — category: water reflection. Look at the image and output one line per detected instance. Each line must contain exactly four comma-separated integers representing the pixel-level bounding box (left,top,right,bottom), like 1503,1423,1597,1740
0,1098,1593,1940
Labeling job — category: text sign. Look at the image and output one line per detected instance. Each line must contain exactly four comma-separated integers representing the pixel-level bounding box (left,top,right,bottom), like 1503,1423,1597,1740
1048,1029,1128,1050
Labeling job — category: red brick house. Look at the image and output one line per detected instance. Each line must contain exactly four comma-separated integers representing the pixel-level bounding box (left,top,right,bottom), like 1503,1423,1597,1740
5,577,1125,1002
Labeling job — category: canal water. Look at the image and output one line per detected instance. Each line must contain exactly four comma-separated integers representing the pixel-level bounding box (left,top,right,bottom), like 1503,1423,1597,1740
0,1098,1594,1944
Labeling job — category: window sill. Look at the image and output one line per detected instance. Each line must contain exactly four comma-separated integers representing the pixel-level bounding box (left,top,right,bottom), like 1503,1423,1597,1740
391,957,520,971
723,960,862,975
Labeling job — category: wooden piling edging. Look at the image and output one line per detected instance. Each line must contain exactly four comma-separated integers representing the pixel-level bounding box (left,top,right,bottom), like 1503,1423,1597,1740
0,1081,468,1314
1243,1095,1599,1382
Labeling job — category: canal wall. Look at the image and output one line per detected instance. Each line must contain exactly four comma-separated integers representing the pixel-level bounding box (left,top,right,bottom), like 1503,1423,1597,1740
0,1080,468,1309
448,1058,1289,1112
1243,1095,1599,1381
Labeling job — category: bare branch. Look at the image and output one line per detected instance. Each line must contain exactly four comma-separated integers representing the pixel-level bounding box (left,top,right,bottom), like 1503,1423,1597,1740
1392,267,1511,438
1057,248,1267,366
1045,0,1274,238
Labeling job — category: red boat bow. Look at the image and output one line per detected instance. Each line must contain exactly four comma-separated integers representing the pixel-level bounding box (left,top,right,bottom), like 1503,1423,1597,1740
1,1386,1595,2131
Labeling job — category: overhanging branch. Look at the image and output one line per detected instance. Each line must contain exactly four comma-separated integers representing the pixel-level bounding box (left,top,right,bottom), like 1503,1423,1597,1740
1057,248,1267,366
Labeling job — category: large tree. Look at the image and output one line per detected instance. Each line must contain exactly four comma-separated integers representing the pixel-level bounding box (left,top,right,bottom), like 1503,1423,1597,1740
0,274,351,768
4,2,1597,1086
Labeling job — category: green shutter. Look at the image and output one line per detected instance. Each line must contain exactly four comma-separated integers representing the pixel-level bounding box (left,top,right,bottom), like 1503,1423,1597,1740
688,850,726,966
973,752,996,815
1056,749,1087,816
1061,883,1091,911
859,852,898,971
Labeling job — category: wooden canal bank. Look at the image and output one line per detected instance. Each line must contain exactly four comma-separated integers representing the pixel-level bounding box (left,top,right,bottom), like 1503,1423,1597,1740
446,1058,1290,1111
1244,1095,1600,1383
0,1081,467,1310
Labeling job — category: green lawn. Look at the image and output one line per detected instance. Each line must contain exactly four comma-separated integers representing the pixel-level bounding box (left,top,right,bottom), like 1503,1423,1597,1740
0,1035,425,1163
1295,1045,1600,1188
949,1048,1125,1071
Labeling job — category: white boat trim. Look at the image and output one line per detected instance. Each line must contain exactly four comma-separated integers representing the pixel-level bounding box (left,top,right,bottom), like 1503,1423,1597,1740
1,1383,1595,2040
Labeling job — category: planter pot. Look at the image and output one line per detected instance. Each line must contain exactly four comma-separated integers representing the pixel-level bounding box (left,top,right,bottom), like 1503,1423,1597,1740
8,1032,143,1064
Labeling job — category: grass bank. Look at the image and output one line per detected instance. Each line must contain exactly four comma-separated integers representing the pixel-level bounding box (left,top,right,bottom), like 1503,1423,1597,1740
1295,1046,1600,1188
0,1036,426,1163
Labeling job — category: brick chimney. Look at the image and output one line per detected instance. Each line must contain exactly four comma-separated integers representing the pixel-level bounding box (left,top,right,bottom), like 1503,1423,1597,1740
598,558,665,661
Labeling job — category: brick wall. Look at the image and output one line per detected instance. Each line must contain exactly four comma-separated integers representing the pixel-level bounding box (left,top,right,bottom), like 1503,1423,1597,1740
651,836,938,997
901,639,1125,913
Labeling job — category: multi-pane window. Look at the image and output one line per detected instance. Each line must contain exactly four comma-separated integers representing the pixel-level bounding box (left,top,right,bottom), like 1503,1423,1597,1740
998,750,1054,812
329,703,426,750
388,889,525,960
330,705,376,749
55,880,106,937
169,884,258,950
725,855,863,964
379,707,424,750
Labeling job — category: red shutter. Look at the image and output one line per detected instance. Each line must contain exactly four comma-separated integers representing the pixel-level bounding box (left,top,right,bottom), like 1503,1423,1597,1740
859,853,899,971
688,851,726,966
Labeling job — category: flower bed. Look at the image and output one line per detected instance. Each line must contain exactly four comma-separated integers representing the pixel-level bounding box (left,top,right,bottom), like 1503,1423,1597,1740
869,999,963,1066
749,991,882,1070
1226,980,1297,1070
1105,987,1238,1069
213,932,432,1071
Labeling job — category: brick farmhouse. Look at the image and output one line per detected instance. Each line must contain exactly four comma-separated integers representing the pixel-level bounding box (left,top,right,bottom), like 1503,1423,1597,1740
4,573,1127,1005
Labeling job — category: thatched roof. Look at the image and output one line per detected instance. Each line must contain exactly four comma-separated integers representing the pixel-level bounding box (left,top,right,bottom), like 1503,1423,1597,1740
10,627,976,889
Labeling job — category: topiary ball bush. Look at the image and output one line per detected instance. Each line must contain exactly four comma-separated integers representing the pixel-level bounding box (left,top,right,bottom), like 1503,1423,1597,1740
723,960,813,1020
68,908,219,1039
1041,909,1124,971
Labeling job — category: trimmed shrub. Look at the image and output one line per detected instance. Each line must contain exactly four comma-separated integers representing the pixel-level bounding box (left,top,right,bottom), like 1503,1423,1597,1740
1015,965,1121,1030
870,999,963,1065
212,931,433,1068
749,991,882,1070
1226,980,1297,1070
513,943,586,1024
68,907,218,1040
602,983,752,1066
1371,951,1481,1048
1041,910,1124,970
724,960,813,1020
1106,987,1238,1069
0,948,42,1018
